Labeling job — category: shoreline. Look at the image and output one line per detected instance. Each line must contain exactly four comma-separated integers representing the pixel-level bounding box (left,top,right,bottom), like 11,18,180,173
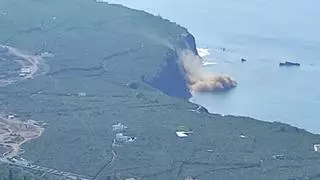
103,1,320,134
189,53,318,135
105,0,320,136
1,1,320,179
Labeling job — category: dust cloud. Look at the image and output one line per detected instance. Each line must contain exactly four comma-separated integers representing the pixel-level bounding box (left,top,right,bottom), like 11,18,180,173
179,50,237,93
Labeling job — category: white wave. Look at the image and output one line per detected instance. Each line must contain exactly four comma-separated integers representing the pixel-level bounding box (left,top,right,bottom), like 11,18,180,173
197,48,211,58
202,61,218,66
197,48,217,66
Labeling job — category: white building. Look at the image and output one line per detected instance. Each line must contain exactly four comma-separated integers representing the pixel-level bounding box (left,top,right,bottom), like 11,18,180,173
176,131,193,138
19,73,26,77
112,123,127,132
115,133,129,143
115,133,136,143
40,52,54,58
7,114,15,120
314,144,320,152
21,67,31,74
78,92,87,97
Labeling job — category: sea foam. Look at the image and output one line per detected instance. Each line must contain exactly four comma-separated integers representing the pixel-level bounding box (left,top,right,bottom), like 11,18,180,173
197,48,210,58
197,48,217,66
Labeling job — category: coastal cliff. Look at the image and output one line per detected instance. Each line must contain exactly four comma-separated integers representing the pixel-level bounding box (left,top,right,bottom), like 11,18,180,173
146,31,237,99
145,33,198,98
0,0,320,180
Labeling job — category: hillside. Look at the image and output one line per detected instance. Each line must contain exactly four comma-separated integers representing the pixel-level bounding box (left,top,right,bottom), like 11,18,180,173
0,0,320,179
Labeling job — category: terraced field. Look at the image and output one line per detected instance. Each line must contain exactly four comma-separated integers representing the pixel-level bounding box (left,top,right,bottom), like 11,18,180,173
0,0,320,180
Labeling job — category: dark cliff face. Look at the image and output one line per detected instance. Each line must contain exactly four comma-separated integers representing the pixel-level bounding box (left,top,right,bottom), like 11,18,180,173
144,50,190,98
2,1,320,180
178,33,199,56
145,33,198,99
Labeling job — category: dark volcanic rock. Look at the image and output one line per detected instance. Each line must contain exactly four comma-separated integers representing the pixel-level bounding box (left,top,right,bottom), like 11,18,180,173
145,32,201,98
0,1,319,180
179,33,199,56
145,32,200,99
145,50,191,98
198,105,209,113
279,61,301,67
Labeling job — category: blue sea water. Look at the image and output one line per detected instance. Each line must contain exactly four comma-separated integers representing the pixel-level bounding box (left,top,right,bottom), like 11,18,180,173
106,0,320,133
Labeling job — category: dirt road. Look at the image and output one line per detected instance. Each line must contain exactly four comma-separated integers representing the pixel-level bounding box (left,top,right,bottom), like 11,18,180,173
0,45,48,86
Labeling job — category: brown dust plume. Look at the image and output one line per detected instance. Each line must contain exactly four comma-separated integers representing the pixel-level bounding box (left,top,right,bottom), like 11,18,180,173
179,50,237,93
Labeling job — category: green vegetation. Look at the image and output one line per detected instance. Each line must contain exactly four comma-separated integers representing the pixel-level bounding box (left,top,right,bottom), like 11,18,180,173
0,0,320,179
0,164,60,180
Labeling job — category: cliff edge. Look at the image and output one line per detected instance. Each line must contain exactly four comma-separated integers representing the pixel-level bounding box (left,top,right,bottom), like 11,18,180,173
145,33,198,98
0,0,319,180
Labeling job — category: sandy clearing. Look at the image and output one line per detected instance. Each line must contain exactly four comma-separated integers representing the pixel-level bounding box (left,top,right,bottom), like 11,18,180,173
0,114,44,157
0,45,49,86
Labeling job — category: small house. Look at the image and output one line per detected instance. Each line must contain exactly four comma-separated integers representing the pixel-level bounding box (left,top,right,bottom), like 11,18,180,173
21,67,31,74
7,114,15,119
112,123,127,132
314,144,320,152
78,92,87,97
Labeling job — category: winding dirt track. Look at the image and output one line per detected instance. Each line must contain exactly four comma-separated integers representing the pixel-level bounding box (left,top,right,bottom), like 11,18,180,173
0,114,44,158
0,45,48,86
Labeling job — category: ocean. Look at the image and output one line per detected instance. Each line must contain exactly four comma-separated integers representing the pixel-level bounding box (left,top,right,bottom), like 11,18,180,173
105,0,320,133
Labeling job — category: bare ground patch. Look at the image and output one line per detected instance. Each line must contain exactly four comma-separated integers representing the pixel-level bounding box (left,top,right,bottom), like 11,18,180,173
0,45,49,87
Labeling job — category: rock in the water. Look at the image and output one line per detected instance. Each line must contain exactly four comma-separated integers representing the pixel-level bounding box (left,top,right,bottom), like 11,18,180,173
279,61,300,67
